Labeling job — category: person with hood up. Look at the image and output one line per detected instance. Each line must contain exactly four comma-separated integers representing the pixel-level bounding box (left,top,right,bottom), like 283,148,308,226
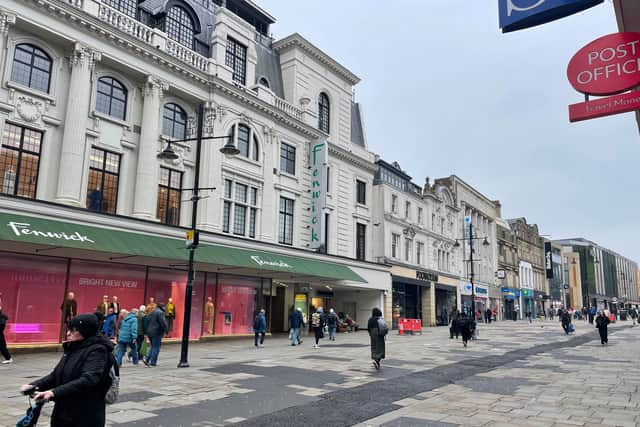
144,303,167,367
596,309,610,345
21,314,114,427
0,305,12,364
289,307,304,346
367,307,386,370
102,307,117,339
253,309,267,348
327,308,339,341
116,309,138,366
311,307,326,349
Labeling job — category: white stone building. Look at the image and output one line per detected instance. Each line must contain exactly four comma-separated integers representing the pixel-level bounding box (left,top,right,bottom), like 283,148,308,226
371,160,461,327
0,0,389,346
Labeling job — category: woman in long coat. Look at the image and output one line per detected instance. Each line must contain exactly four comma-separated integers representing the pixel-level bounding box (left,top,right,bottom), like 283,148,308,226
367,307,386,370
595,309,610,345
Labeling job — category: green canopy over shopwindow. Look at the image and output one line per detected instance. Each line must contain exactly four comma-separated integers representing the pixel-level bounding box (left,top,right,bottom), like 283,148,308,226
0,211,365,282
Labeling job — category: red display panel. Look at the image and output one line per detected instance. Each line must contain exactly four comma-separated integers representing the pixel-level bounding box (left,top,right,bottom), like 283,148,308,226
0,252,67,344
215,275,259,335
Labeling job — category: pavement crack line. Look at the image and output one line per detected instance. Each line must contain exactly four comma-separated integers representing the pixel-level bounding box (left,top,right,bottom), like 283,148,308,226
232,326,632,427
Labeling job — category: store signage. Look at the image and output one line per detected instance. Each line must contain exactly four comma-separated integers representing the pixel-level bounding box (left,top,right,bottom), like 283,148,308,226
416,270,438,282
567,32,640,96
496,269,506,280
185,229,199,249
250,256,292,269
309,141,327,249
7,221,95,243
522,288,533,297
544,242,553,279
499,0,603,33
569,91,640,122
460,282,473,296
475,285,489,296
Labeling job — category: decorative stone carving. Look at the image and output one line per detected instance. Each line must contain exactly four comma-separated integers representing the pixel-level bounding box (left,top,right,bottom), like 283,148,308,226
142,76,169,98
0,10,16,35
16,96,43,122
69,44,101,70
299,96,311,111
187,115,197,138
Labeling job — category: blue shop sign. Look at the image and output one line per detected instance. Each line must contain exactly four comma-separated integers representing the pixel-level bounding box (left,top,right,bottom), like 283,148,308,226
499,0,603,33
501,287,521,298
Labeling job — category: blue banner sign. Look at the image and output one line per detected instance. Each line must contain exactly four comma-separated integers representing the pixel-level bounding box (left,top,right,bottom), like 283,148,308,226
499,0,603,33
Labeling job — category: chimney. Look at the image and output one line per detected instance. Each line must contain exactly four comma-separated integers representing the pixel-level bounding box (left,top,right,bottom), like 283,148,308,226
493,200,502,218
423,177,431,193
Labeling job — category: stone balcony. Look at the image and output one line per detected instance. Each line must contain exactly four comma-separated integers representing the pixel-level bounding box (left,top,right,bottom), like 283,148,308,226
64,0,307,125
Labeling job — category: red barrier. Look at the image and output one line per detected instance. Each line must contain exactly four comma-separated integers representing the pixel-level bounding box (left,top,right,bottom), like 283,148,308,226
398,318,422,335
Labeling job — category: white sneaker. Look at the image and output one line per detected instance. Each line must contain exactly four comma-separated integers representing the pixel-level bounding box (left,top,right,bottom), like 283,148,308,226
313,344,319,349
2,358,13,364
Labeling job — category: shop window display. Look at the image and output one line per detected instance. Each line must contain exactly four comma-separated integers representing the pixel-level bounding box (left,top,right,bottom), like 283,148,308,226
215,275,259,335
203,273,217,336
146,268,204,340
68,260,146,324
0,253,67,344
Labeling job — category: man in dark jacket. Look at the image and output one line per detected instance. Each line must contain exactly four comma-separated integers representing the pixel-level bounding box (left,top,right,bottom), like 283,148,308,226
289,308,304,346
144,304,168,367
22,314,113,427
449,305,460,339
561,308,572,334
0,306,12,363
60,291,77,333
327,308,339,341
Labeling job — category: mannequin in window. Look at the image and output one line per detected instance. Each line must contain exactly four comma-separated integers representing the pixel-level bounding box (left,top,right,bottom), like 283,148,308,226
165,297,176,336
88,185,103,211
204,297,215,335
96,295,109,315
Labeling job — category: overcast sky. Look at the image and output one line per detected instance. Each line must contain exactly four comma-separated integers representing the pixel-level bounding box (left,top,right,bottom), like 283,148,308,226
260,0,640,263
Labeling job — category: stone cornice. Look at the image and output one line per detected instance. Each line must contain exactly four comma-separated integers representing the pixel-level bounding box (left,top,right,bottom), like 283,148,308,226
383,213,457,244
273,33,360,85
328,144,376,172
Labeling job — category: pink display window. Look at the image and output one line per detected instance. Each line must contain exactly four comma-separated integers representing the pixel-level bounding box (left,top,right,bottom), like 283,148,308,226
146,268,204,340
0,252,68,344
68,260,146,320
215,275,259,335
203,273,217,336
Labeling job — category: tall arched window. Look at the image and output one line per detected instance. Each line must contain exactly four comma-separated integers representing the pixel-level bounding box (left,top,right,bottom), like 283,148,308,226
165,6,194,49
227,123,260,161
102,0,137,17
162,103,187,140
11,44,52,93
96,77,127,120
318,92,330,133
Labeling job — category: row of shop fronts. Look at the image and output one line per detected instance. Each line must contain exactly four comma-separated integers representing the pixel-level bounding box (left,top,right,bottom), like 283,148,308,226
0,204,389,347
500,287,550,320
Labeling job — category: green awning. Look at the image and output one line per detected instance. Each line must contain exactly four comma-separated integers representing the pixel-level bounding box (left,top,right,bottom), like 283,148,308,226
0,211,365,282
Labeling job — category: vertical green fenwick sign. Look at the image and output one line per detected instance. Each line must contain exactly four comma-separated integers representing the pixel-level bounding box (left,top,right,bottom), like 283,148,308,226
309,141,327,249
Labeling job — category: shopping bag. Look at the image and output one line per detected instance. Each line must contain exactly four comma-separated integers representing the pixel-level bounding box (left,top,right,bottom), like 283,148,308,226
16,399,44,427
140,339,148,357
568,324,575,333
288,330,293,340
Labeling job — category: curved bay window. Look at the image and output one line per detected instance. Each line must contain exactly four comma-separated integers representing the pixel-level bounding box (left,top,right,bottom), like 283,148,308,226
165,6,194,49
102,0,137,17
162,103,187,140
86,147,120,214
157,167,182,226
96,77,127,120
318,92,330,133
227,123,260,161
11,44,52,93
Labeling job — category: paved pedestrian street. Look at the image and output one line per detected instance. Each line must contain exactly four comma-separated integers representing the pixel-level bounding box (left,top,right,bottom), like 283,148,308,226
1,320,639,427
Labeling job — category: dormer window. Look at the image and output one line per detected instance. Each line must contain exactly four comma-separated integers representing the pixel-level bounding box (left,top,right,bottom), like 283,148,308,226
318,92,330,133
258,77,270,88
166,6,194,49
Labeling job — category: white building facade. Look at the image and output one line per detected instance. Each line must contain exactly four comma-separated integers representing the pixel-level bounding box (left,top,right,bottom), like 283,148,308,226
0,0,389,347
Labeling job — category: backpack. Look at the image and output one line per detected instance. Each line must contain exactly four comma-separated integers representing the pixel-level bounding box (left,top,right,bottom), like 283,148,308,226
311,313,321,327
253,315,261,331
105,353,120,405
376,318,389,337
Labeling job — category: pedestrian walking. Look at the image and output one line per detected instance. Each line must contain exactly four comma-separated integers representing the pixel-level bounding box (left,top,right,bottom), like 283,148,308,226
367,307,387,370
327,308,338,341
485,308,492,324
134,305,147,360
289,307,304,346
102,308,117,339
144,303,167,367
311,307,325,348
20,314,114,427
458,313,475,347
116,309,138,366
561,308,572,334
449,305,460,339
0,305,13,364
588,306,596,324
60,291,77,334
630,306,638,326
595,309,610,345
253,309,267,348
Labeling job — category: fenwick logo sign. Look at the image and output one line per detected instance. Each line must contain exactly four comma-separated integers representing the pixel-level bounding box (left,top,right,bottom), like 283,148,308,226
309,141,327,249
250,255,292,269
7,221,96,243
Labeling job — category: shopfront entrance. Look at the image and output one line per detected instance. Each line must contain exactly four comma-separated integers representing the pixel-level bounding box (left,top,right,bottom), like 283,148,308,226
392,282,422,329
435,287,456,326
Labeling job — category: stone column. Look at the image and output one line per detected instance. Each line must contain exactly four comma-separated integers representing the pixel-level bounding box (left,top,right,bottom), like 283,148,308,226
0,10,16,57
132,76,168,219
196,101,222,231
421,284,436,327
56,43,101,206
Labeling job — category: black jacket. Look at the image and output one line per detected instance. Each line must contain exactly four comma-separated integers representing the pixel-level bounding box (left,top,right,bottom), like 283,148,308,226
146,306,168,338
596,315,610,329
33,336,113,427
0,311,7,332
327,312,338,328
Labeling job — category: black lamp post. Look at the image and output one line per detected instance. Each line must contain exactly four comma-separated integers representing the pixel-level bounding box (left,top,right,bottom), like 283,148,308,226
158,103,239,368
454,220,490,321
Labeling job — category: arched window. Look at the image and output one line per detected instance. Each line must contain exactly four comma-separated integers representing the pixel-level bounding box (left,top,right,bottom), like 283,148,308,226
318,92,330,133
227,123,260,161
11,44,52,93
96,77,127,120
258,77,270,88
165,6,194,49
102,0,137,17
162,103,187,140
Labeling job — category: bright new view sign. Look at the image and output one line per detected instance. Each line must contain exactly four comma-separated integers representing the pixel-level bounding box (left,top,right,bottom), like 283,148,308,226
499,0,603,33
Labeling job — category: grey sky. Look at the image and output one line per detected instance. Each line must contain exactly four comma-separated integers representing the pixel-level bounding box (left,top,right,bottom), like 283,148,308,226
260,0,640,263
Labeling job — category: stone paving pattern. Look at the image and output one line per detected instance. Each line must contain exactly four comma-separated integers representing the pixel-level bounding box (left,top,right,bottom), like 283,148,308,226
0,319,638,427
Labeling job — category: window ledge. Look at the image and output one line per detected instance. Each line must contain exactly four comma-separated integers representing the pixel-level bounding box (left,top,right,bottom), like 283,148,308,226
230,154,262,167
7,81,56,105
92,111,131,129
279,171,298,182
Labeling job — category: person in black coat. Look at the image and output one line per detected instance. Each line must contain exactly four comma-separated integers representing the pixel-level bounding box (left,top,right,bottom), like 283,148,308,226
0,306,12,363
458,313,475,347
561,309,572,334
144,304,168,366
449,305,460,339
595,310,610,345
21,313,113,427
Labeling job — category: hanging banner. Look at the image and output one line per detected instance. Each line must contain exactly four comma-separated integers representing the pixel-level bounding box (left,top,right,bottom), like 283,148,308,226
545,242,554,279
309,141,327,249
499,0,603,33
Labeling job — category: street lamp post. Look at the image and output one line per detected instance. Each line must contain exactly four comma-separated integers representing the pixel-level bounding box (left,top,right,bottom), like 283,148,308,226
158,103,239,368
454,219,490,322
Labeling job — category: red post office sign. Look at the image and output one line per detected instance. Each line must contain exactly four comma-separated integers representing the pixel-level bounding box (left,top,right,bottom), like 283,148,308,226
567,32,640,96
569,91,640,122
